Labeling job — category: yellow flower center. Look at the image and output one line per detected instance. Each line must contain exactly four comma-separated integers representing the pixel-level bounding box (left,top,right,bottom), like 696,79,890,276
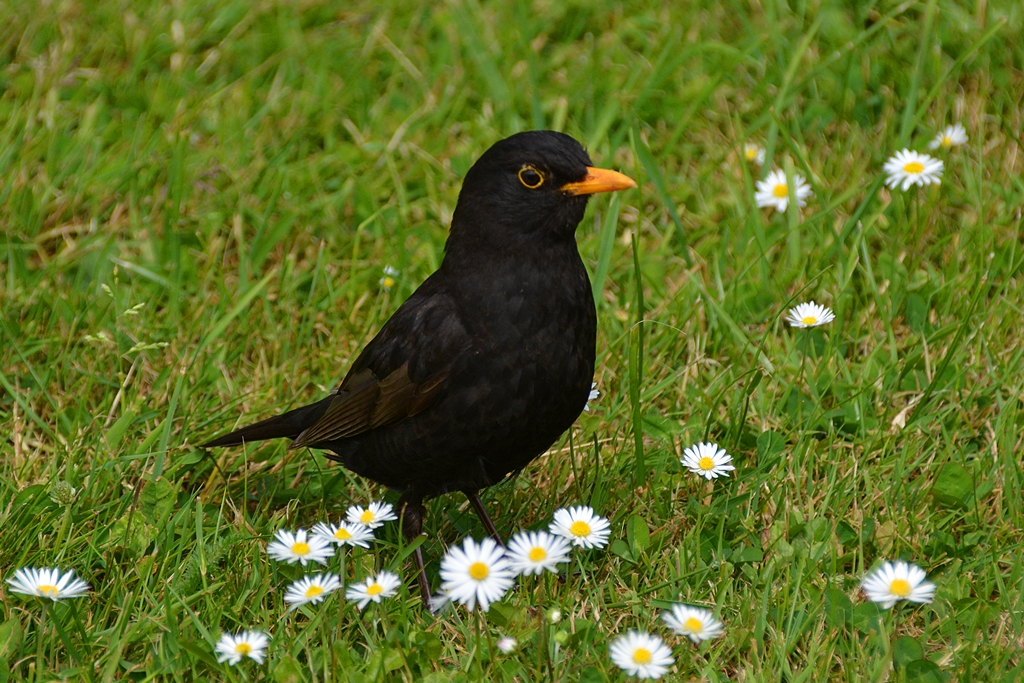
236,643,252,655
367,583,383,595
890,578,912,597
469,562,490,580
941,135,952,147
382,277,395,288
528,547,548,562
335,527,353,540
633,647,652,664
38,584,59,596
698,456,715,471
293,542,310,555
802,316,818,325
684,617,704,632
903,161,924,174
569,520,592,537
305,585,324,598
772,183,789,198
360,510,375,523
745,147,757,160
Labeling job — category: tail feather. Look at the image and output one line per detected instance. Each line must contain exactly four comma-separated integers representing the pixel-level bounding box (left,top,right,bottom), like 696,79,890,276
201,397,334,448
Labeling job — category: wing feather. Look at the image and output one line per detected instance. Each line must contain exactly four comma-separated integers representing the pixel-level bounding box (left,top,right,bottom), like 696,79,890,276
288,272,465,449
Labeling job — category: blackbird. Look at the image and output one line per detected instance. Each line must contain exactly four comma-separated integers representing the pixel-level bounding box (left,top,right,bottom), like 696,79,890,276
202,130,635,602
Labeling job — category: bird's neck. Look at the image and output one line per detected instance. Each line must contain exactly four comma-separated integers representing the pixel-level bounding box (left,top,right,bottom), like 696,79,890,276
443,218,581,266
441,231,584,279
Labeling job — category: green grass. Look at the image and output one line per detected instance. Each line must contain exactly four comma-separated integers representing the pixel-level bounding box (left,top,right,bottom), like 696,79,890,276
2,0,1023,680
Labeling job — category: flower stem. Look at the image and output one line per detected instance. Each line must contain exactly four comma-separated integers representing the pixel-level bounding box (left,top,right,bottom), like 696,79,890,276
471,608,483,681
336,547,347,641
797,331,810,424
913,191,921,245
36,605,47,675
537,574,551,677
54,504,73,549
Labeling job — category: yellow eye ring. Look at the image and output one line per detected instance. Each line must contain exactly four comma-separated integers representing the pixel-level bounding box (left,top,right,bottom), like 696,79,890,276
518,165,544,189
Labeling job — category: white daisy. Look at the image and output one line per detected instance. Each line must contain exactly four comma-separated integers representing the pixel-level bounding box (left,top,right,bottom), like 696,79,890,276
680,442,735,480
785,301,836,328
549,506,611,549
547,607,562,624
609,631,675,680
215,634,270,663
266,528,335,566
928,123,968,150
6,567,90,601
505,530,572,576
743,142,766,165
439,537,515,612
497,636,518,654
214,630,269,665
883,149,943,191
584,382,599,412
379,265,399,291
755,168,813,213
345,570,402,610
312,521,375,548
861,560,936,609
283,573,342,611
662,604,725,643
346,501,398,529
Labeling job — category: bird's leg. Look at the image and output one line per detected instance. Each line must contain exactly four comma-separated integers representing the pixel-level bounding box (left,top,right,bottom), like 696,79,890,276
398,490,431,605
464,489,504,546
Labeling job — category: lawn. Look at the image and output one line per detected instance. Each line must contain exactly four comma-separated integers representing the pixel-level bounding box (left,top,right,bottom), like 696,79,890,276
1,0,1023,681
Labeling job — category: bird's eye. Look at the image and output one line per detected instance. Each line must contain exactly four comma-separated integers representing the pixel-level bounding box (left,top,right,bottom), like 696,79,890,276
518,165,544,189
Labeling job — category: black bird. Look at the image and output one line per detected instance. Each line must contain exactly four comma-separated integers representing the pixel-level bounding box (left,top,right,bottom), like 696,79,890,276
202,130,635,602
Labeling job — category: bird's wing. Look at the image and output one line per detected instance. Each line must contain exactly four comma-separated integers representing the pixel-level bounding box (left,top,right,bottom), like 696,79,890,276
288,273,466,449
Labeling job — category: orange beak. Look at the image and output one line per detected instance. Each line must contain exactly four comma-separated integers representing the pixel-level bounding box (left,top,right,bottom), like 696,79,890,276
560,166,637,196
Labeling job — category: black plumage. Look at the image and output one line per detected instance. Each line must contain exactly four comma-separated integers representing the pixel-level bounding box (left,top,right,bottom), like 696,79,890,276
202,130,635,601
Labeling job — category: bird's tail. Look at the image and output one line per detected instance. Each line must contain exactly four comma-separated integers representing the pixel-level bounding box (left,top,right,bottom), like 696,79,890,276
201,396,333,448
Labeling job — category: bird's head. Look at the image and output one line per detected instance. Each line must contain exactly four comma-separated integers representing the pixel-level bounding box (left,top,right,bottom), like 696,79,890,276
447,130,636,254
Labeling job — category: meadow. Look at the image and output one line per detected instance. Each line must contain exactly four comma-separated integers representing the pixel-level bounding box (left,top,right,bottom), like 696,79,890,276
2,0,1023,680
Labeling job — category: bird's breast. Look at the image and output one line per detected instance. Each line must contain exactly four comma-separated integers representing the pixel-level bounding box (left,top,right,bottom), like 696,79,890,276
449,248,597,435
